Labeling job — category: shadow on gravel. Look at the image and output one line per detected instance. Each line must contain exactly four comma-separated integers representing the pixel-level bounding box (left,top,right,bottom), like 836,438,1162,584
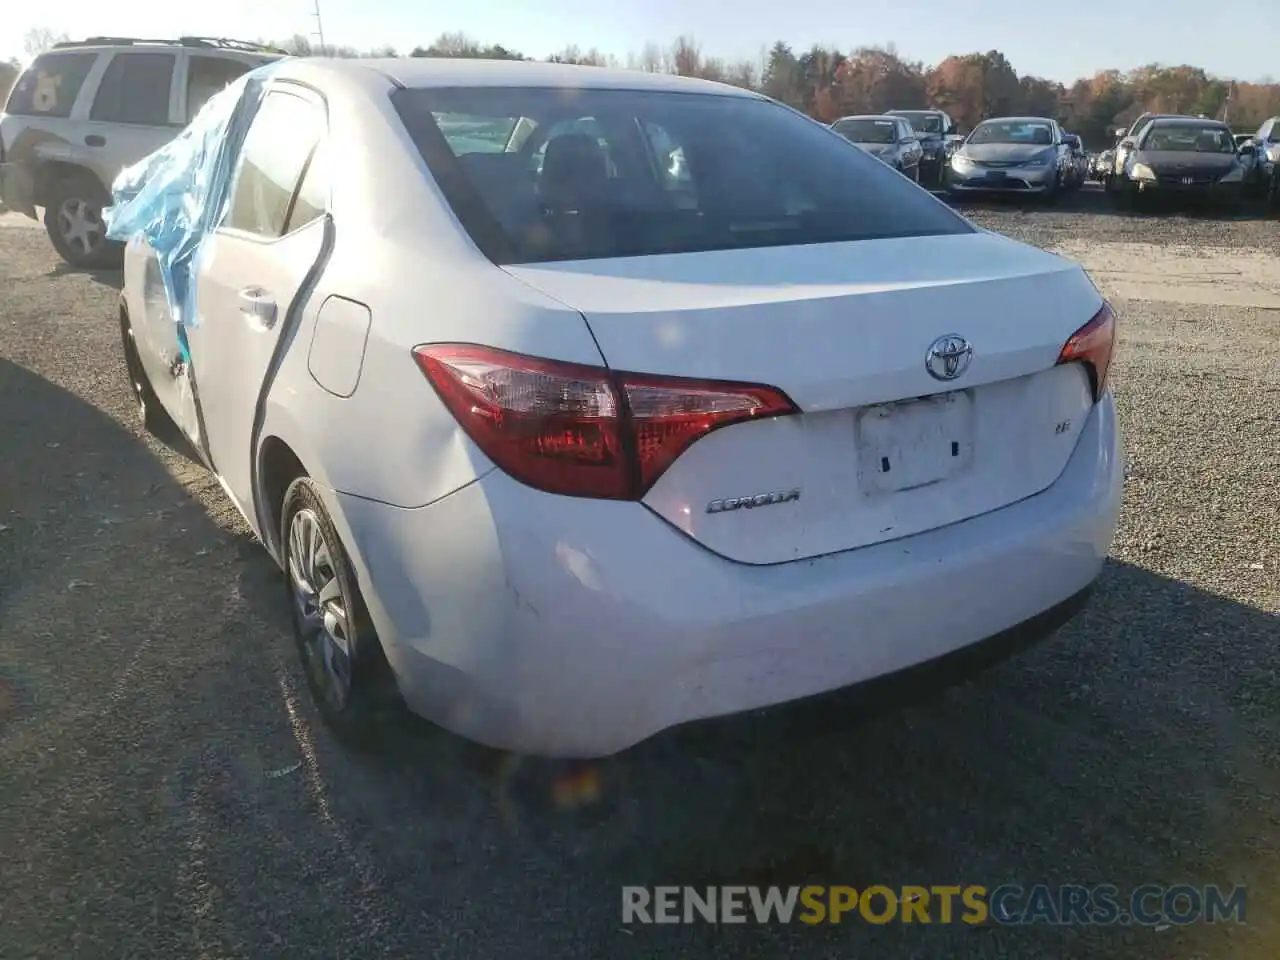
0,353,280,695
3,360,1278,959
44,262,124,289
333,564,1280,957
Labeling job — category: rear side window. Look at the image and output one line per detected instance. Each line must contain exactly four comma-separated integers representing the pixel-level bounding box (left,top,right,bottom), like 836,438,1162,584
4,52,96,119
832,118,898,143
392,87,970,265
90,53,175,125
225,90,324,238
186,56,255,121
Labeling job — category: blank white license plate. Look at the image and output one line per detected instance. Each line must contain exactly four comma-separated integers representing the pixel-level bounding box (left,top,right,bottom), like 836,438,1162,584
856,392,974,495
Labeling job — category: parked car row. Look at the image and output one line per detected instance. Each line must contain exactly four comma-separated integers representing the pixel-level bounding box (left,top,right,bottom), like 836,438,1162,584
831,101,1279,216
829,108,962,187
832,110,1096,204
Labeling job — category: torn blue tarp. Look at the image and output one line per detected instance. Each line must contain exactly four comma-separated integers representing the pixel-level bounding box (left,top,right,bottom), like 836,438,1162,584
104,60,284,361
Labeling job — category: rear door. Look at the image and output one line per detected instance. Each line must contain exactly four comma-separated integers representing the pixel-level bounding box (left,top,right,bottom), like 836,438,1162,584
178,53,270,124
185,84,329,523
84,51,181,181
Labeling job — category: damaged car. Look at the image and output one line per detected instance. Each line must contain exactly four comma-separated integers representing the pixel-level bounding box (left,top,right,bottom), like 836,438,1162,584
108,58,1122,758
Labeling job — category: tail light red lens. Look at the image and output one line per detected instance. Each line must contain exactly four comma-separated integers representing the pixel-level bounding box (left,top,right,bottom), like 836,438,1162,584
1056,301,1116,401
413,344,798,500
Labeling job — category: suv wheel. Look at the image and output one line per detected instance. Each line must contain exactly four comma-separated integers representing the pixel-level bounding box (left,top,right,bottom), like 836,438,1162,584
43,174,122,269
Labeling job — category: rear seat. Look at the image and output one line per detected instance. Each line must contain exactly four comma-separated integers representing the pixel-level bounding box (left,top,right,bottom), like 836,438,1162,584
455,152,541,226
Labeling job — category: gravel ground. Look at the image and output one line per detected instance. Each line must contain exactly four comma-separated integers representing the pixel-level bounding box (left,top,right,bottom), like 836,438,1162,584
1,187,1278,959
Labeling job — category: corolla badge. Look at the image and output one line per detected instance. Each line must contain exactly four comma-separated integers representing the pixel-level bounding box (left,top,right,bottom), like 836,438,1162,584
925,334,973,381
706,489,801,514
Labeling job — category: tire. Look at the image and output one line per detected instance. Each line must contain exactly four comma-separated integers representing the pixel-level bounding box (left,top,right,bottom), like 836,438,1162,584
281,477,401,748
43,173,122,269
119,307,175,437
1268,170,1280,211
1042,173,1060,206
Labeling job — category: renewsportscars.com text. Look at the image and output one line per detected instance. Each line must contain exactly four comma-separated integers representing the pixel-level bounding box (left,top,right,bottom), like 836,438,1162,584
621,884,1247,926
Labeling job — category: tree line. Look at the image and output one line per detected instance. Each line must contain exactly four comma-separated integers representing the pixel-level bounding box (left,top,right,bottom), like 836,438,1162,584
269,32,1280,148
5,28,1279,149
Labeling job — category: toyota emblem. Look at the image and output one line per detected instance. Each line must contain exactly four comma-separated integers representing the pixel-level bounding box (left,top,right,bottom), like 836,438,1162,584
925,335,973,381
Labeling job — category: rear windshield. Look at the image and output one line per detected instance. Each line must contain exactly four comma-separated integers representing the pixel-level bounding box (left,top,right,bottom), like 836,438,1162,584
889,111,942,134
5,52,97,119
392,87,970,265
832,118,897,144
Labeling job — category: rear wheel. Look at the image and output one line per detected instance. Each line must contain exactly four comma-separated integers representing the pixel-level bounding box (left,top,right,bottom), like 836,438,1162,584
43,173,122,269
282,477,401,747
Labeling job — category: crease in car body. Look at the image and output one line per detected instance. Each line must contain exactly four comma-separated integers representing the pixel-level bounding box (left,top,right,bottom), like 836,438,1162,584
246,212,335,551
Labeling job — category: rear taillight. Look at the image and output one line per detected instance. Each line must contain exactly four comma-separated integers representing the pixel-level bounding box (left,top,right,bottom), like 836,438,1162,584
412,344,798,500
1056,302,1115,401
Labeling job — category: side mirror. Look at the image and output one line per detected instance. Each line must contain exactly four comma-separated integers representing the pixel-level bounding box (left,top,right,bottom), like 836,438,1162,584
1114,127,1128,139
1239,143,1257,157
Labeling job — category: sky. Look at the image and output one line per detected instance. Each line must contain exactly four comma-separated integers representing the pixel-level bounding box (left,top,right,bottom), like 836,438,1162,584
2,0,1274,85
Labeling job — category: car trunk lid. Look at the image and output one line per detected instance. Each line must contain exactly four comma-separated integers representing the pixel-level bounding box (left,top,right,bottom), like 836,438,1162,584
503,230,1103,564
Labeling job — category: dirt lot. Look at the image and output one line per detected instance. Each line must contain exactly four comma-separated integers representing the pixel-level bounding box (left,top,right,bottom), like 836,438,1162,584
1,189,1278,959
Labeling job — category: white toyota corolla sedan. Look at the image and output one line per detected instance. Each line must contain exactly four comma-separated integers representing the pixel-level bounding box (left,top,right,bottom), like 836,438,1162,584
117,58,1123,758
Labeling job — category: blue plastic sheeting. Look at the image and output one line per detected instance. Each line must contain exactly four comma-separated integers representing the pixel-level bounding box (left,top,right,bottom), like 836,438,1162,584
104,60,284,360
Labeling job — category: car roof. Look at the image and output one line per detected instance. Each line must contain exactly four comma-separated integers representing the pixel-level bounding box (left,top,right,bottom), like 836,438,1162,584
47,36,284,55
1146,117,1228,128
834,115,899,121
294,57,764,98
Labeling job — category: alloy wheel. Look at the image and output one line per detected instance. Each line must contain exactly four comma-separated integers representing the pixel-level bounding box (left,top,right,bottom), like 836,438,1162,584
288,508,353,709
57,197,106,258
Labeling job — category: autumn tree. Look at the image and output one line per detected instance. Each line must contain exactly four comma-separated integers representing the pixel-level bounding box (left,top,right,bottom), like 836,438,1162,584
1018,76,1062,119
833,46,926,115
240,29,1278,139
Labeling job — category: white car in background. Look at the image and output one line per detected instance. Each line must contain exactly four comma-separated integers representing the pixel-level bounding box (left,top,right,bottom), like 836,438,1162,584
117,58,1123,758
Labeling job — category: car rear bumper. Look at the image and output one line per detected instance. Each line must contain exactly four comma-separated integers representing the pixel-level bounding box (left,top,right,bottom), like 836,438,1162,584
332,393,1123,758
0,162,38,218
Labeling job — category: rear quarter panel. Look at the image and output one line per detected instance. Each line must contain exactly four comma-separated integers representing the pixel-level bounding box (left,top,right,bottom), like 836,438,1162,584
259,74,606,511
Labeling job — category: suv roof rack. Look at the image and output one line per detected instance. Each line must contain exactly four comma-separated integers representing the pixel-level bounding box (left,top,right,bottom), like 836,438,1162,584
51,36,286,54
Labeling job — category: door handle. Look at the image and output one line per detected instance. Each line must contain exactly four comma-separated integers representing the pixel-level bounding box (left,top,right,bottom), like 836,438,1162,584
85,134,106,147
238,287,278,330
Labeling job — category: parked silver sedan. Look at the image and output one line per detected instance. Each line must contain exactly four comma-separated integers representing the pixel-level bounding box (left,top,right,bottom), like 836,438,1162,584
830,115,923,182
945,116,1071,202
